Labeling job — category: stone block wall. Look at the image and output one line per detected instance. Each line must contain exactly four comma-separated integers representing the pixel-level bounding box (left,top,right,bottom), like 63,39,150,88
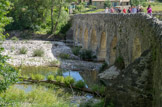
72,13,162,107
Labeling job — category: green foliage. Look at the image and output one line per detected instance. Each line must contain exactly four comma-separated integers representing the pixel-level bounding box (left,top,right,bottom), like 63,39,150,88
33,48,44,57
72,46,81,56
0,48,19,93
99,62,108,73
19,47,28,54
58,53,70,59
88,5,96,9
80,49,95,61
74,80,86,88
114,56,125,70
76,5,84,12
92,84,105,94
11,36,19,41
64,76,75,85
104,0,112,8
56,76,65,83
31,74,45,81
49,60,61,67
0,86,74,106
0,0,18,93
59,20,72,35
47,75,55,81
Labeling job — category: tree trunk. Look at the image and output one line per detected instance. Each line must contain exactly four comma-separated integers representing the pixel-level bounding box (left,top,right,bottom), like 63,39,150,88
53,3,62,34
51,6,54,33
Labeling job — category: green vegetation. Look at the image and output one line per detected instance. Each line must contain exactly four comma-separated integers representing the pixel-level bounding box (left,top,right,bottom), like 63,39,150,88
11,36,19,41
92,84,106,94
49,60,61,67
80,49,95,61
72,46,81,56
47,75,55,81
143,2,162,12
74,80,86,88
114,56,125,70
58,53,70,59
33,48,44,57
0,85,75,107
104,0,112,8
0,0,19,93
56,76,65,83
79,99,105,107
99,62,108,73
64,76,75,85
31,74,45,81
19,47,28,54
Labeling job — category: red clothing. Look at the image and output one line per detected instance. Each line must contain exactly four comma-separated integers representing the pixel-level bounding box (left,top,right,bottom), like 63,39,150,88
123,8,126,13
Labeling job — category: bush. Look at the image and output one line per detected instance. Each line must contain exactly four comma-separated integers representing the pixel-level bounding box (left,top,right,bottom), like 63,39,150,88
55,76,65,83
88,5,96,9
49,60,60,67
19,47,28,54
114,56,125,70
92,84,105,94
72,46,81,56
20,31,32,39
58,53,70,59
11,36,19,41
31,74,45,81
99,62,108,73
80,49,94,60
33,48,44,57
47,75,55,81
64,76,75,85
74,80,86,88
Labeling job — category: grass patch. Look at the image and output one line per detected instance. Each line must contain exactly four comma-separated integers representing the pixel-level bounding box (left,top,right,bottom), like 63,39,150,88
11,36,19,42
74,80,86,88
49,60,61,67
33,48,44,57
58,53,70,59
0,85,74,107
19,47,28,54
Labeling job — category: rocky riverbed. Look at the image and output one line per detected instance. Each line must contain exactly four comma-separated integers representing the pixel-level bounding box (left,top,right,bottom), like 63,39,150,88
2,40,102,71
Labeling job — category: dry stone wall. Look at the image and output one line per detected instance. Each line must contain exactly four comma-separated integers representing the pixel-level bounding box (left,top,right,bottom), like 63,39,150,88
72,13,162,107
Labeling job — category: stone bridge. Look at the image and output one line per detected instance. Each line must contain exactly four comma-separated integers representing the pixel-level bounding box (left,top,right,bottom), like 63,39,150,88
72,13,162,107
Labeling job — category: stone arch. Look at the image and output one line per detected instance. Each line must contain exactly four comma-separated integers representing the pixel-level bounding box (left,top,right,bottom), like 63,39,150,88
110,36,117,65
84,28,88,49
132,37,141,61
79,27,83,42
90,29,97,51
98,32,107,60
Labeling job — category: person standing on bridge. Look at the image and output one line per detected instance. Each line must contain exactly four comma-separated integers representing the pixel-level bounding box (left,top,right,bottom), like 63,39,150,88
147,5,152,16
105,7,109,13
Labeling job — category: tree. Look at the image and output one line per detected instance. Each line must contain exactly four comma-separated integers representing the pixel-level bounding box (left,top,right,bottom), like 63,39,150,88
104,0,112,8
0,0,19,93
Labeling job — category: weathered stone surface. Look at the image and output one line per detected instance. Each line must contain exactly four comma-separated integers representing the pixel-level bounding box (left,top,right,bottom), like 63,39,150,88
72,13,162,107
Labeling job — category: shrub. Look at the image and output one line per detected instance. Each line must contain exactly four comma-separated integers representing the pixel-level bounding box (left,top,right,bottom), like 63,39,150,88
49,60,60,67
92,84,105,94
31,74,44,81
88,5,96,9
80,49,94,60
58,53,70,59
99,62,108,73
33,48,44,57
64,76,75,85
19,47,28,54
47,75,55,81
11,36,19,41
114,56,125,70
55,76,64,83
74,80,86,88
72,46,81,56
